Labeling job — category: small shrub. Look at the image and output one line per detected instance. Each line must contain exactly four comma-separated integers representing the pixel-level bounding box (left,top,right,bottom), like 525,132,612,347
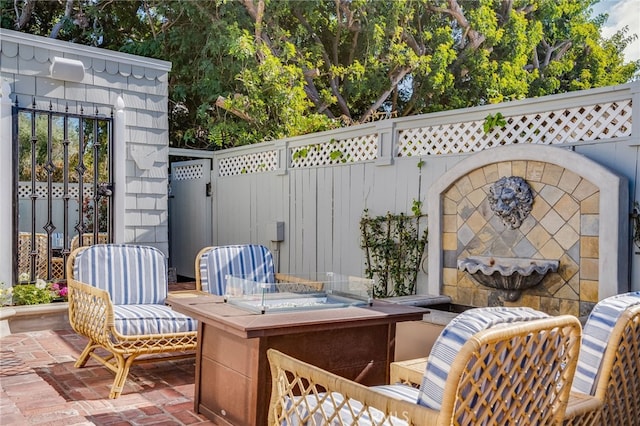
13,281,53,305
11,279,68,306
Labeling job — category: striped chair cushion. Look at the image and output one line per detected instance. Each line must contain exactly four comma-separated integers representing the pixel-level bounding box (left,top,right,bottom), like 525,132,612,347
113,304,197,336
73,244,168,305
372,383,420,402
283,392,409,426
572,291,640,395
198,244,275,295
417,306,550,410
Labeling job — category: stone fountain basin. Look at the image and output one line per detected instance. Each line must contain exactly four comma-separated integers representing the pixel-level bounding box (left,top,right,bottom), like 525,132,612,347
457,256,559,301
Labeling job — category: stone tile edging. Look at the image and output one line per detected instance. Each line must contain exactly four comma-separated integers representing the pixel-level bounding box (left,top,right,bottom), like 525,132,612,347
0,302,70,337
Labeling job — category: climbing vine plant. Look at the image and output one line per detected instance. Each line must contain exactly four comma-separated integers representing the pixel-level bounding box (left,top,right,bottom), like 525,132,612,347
360,209,428,298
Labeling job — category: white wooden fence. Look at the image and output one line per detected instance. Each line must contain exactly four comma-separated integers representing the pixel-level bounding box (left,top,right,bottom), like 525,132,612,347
206,82,640,293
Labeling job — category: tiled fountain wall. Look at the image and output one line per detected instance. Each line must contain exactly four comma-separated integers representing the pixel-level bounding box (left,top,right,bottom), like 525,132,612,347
428,145,628,317
444,160,599,316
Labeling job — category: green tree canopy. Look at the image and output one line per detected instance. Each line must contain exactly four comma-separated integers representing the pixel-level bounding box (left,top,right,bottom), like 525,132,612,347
3,0,638,149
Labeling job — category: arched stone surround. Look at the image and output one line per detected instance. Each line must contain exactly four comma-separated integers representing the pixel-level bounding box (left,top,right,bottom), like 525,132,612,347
427,145,629,316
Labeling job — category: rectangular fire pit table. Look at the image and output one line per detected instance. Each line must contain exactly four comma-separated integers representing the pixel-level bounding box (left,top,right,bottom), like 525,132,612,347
168,294,427,425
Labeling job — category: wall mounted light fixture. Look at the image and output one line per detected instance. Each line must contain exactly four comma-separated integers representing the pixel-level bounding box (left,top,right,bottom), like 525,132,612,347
49,57,85,82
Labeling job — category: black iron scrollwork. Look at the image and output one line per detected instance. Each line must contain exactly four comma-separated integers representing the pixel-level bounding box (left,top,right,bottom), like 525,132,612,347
96,182,114,198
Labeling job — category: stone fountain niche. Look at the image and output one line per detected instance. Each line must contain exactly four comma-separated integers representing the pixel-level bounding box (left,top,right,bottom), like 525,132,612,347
427,145,629,317
457,176,559,302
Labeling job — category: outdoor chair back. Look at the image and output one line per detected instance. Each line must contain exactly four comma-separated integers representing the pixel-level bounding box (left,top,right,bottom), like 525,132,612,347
195,244,275,295
268,307,582,426
67,243,197,399
565,291,640,425
51,232,109,279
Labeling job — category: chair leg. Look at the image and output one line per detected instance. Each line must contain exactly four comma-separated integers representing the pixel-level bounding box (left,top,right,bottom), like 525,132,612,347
74,341,97,368
109,353,138,399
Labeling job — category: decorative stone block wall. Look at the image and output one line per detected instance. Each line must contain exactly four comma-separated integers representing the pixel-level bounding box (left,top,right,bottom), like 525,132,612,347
441,160,600,317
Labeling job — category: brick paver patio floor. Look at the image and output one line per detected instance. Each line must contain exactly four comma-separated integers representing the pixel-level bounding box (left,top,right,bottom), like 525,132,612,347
0,327,214,425
0,282,215,425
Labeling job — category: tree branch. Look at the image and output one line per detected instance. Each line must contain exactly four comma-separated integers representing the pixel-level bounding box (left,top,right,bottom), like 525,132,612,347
303,73,335,118
525,47,540,71
550,40,572,63
333,0,341,65
525,38,572,72
498,0,512,25
14,0,35,30
49,0,75,39
359,66,411,123
254,0,265,48
215,96,255,123
142,0,157,40
292,7,351,118
239,0,270,59
403,29,424,55
429,0,485,49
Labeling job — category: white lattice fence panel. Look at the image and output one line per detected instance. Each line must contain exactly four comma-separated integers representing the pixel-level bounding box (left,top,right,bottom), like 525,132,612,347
398,100,632,156
18,182,93,199
290,134,378,168
218,150,278,177
173,163,204,181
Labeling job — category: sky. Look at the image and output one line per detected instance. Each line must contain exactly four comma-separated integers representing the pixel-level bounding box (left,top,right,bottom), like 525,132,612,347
593,0,640,62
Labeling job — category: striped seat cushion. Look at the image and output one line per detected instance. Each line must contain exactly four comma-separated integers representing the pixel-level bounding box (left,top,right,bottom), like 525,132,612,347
74,244,168,305
572,291,640,395
283,392,410,426
198,244,275,295
113,304,197,336
372,383,420,402
417,306,550,410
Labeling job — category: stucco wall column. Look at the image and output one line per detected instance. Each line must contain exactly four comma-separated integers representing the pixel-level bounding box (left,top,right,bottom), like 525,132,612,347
113,96,126,243
0,82,13,287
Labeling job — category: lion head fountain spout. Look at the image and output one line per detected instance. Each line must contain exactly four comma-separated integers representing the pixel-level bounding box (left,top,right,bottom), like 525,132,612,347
457,256,559,302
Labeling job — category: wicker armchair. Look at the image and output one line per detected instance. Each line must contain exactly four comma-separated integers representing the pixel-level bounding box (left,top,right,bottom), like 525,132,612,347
66,244,198,399
268,307,582,426
564,291,640,426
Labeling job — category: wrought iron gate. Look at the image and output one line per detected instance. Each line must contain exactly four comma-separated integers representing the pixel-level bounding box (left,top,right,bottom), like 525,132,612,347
13,101,113,283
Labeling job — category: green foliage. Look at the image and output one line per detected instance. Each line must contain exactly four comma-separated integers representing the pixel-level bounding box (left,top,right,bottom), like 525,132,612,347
3,0,638,148
293,142,350,163
11,279,68,306
360,210,428,298
411,199,423,217
12,282,53,305
292,147,309,161
17,111,109,183
0,0,148,50
483,112,508,133
329,150,343,161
